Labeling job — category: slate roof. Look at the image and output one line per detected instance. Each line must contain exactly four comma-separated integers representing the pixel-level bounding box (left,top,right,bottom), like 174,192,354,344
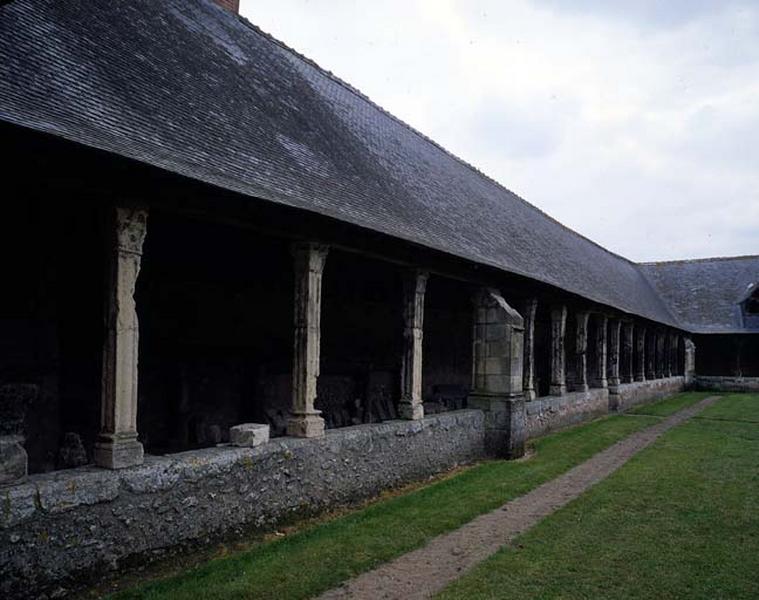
640,256,759,334
0,0,751,334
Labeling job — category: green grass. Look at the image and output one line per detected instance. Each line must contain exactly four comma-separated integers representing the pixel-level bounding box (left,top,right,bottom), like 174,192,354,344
697,392,759,423
113,414,657,600
439,394,759,599
628,390,712,417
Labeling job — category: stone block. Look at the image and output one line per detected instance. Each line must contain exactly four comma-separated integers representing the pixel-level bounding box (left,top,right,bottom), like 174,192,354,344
230,423,270,447
0,436,27,485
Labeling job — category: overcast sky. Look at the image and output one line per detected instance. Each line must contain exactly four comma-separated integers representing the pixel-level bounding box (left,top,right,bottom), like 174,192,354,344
240,0,759,262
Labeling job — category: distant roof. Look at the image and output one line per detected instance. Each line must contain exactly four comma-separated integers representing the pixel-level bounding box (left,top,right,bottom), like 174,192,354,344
0,0,753,334
640,256,759,334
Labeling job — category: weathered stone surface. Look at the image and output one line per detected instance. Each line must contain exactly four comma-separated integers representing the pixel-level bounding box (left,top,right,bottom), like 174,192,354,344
399,270,428,420
96,206,148,470
550,305,567,396
525,388,609,438
614,377,686,413
0,437,27,485
0,410,486,598
230,423,270,447
36,468,120,514
57,432,88,469
288,242,329,438
522,298,538,401
695,375,759,392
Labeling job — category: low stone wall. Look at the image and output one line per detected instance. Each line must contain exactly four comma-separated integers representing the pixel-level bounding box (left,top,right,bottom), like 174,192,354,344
0,410,485,598
611,377,686,413
695,375,759,393
525,388,609,438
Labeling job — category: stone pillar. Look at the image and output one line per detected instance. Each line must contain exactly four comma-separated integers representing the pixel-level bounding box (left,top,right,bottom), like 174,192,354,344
550,305,567,396
94,206,148,470
622,322,634,383
684,336,696,386
399,270,428,420
656,332,665,379
573,311,589,392
671,332,679,377
522,298,538,401
664,332,672,377
469,288,525,458
608,320,621,390
288,242,329,438
646,331,656,380
635,325,646,382
593,314,608,388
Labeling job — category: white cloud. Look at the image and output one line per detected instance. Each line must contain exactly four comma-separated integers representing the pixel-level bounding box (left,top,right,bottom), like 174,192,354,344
240,0,759,261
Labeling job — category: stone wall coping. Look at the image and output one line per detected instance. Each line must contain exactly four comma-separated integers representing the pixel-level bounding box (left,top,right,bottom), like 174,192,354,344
1,409,484,529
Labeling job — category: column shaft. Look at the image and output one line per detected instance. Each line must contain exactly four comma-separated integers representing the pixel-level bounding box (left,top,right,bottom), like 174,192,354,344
608,319,621,391
574,311,589,392
288,242,329,438
550,305,567,396
636,326,647,381
522,298,537,401
399,270,428,420
622,322,634,383
94,206,148,469
593,314,608,388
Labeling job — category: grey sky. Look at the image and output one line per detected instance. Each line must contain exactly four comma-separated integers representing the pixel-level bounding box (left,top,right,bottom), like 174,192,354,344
240,0,759,262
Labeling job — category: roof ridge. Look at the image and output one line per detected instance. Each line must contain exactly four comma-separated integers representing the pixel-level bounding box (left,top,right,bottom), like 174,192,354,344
639,254,759,266
232,9,639,268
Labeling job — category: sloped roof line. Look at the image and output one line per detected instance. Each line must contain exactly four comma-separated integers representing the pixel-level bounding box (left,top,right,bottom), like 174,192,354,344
232,12,643,271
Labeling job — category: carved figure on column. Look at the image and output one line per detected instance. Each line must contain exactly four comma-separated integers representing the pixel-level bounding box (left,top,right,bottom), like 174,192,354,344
94,206,148,469
288,242,329,438
550,305,567,396
399,270,428,420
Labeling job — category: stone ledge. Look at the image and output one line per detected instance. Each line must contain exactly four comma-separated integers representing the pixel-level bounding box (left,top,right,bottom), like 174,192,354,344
695,375,759,392
1,409,484,530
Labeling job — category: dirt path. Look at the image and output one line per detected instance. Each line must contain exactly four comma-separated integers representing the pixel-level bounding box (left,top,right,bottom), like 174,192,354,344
317,395,721,600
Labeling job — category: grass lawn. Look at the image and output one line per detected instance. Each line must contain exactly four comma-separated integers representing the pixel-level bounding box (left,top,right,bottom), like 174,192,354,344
628,390,713,417
439,393,759,599
112,413,658,599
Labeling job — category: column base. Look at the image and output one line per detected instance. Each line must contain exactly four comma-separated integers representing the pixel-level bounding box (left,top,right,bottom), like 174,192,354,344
94,433,144,469
287,412,325,438
398,401,424,420
468,393,525,459
550,384,566,396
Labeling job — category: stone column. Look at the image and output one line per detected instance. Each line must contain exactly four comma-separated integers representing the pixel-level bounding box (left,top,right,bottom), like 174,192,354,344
635,325,646,382
593,314,608,388
646,331,656,380
94,206,148,470
656,332,665,379
573,311,589,392
288,242,329,438
622,322,634,383
608,320,621,391
684,336,696,386
469,288,525,458
399,270,428,420
671,332,679,376
550,305,567,396
522,298,538,401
